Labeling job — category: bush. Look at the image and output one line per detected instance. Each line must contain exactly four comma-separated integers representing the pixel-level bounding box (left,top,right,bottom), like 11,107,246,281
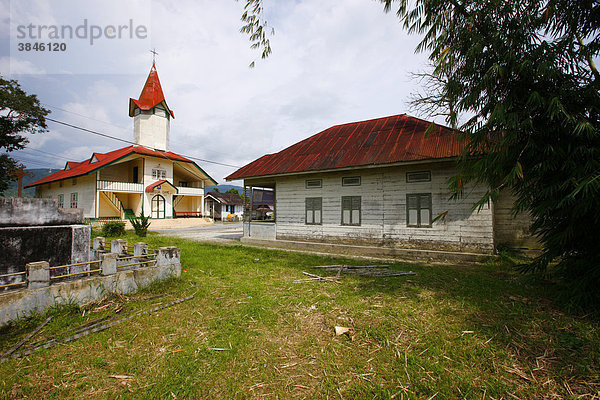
128,212,151,237
101,221,126,237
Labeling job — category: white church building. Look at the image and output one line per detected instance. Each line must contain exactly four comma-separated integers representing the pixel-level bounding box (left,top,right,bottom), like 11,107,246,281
27,63,217,220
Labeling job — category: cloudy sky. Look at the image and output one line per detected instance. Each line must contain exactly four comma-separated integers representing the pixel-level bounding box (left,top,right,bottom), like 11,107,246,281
1,0,431,185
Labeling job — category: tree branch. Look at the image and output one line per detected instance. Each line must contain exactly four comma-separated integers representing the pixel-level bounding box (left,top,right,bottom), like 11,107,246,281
575,30,600,82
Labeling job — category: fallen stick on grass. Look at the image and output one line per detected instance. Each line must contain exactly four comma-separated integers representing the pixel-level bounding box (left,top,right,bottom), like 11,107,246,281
4,295,195,362
0,316,53,362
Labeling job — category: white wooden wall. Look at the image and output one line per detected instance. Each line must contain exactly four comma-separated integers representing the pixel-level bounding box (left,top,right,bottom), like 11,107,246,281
271,163,495,251
38,174,97,218
493,190,538,249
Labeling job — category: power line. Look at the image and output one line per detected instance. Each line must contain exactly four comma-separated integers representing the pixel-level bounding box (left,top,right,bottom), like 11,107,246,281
46,117,241,169
18,148,71,161
42,103,236,160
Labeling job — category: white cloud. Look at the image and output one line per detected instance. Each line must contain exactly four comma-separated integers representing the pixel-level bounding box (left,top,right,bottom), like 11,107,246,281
3,0,430,183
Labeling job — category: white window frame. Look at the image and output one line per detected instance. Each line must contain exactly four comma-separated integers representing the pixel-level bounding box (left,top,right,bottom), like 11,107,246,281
341,196,361,226
70,192,78,209
152,168,167,180
407,193,432,228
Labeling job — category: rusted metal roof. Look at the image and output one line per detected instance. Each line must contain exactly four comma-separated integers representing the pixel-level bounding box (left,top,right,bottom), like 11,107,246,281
145,179,178,193
129,63,175,118
226,114,464,180
26,145,217,188
205,191,244,205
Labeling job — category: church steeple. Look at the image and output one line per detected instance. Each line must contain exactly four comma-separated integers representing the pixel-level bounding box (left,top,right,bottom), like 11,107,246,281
129,63,173,151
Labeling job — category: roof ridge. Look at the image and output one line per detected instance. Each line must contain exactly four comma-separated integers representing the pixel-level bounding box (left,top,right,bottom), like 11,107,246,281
226,113,463,181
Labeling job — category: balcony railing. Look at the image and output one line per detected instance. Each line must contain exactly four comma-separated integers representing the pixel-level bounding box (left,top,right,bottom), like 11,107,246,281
176,186,204,196
97,180,143,193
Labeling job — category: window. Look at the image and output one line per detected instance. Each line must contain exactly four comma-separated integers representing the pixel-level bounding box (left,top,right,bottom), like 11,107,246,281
152,169,167,179
70,192,78,209
341,196,361,225
133,166,139,183
57,194,64,208
306,197,322,225
226,205,237,213
179,181,188,187
59,181,63,188
305,179,322,189
72,178,77,185
342,176,361,186
407,194,432,227
406,171,431,183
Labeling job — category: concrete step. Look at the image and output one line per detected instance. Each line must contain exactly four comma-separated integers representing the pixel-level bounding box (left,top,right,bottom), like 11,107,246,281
240,237,493,265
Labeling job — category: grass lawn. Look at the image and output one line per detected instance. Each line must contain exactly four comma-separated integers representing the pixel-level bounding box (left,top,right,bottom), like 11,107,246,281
0,232,598,399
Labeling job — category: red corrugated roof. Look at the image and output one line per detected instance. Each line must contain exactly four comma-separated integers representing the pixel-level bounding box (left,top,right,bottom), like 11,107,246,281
26,145,201,188
129,63,175,118
226,114,465,180
205,191,244,205
145,179,178,193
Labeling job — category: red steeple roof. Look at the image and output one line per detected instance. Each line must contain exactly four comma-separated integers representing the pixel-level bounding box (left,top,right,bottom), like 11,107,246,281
129,63,174,118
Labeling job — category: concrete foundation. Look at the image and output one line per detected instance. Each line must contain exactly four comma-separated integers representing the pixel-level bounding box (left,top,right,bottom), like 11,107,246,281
0,254,181,326
0,198,83,227
0,225,91,279
240,237,491,265
0,198,90,288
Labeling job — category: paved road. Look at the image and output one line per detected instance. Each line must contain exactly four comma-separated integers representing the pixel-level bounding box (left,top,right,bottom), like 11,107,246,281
154,222,243,243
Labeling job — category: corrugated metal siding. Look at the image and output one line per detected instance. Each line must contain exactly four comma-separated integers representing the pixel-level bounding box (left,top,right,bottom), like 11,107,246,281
226,114,465,180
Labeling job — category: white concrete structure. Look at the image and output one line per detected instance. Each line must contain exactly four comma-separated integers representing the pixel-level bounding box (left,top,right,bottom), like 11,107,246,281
204,192,244,221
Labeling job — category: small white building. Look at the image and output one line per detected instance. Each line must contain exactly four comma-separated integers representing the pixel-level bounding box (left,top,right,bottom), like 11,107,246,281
226,114,536,253
204,192,244,221
27,63,216,220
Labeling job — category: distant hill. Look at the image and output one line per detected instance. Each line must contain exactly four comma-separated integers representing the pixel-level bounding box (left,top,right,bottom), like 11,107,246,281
2,172,244,198
204,184,244,195
1,168,60,198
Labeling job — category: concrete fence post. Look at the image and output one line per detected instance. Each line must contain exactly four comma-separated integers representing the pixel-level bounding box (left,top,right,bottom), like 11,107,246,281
156,247,181,266
111,239,128,255
100,253,117,276
93,237,105,250
27,261,49,289
133,242,148,257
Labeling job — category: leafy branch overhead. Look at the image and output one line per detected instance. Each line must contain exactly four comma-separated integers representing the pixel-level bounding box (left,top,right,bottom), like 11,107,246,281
239,0,273,68
0,77,51,194
239,1,600,305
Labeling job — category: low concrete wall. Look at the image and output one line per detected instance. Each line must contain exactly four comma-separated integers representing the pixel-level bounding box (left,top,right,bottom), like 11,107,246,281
245,221,276,239
0,247,181,326
0,198,83,227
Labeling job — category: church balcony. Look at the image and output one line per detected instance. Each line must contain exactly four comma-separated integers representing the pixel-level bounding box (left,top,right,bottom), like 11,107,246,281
176,186,204,196
97,180,143,193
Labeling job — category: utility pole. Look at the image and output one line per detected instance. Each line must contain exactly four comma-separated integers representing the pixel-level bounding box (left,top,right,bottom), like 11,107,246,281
14,165,33,197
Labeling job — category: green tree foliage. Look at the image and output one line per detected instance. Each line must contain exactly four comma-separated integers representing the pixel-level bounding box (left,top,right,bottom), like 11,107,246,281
226,188,241,196
0,77,50,194
241,1,600,304
128,212,151,237
101,221,126,237
380,0,600,304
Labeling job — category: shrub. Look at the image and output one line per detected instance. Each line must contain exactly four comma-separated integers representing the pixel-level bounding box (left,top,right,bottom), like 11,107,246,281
101,221,125,237
128,212,151,237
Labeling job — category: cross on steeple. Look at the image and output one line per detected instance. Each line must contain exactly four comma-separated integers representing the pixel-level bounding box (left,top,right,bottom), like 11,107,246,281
150,48,158,64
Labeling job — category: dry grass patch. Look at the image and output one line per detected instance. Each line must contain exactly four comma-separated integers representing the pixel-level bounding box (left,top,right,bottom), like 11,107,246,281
0,233,598,399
